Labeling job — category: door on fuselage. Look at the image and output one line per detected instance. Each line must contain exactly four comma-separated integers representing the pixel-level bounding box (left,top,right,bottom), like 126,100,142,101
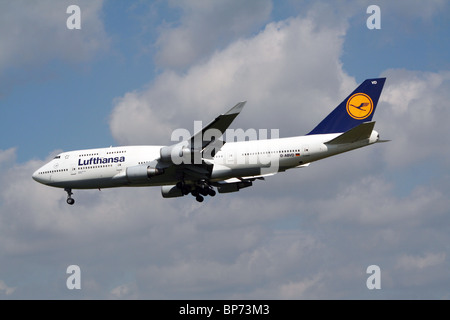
302,145,310,157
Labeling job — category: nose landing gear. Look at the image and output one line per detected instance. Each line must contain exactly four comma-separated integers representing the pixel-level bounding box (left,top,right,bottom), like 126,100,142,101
64,188,75,205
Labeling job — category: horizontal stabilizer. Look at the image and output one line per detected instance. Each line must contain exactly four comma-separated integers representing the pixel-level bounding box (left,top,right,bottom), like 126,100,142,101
325,121,375,145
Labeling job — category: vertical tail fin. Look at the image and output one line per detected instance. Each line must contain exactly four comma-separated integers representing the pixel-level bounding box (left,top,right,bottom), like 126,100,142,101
307,78,386,135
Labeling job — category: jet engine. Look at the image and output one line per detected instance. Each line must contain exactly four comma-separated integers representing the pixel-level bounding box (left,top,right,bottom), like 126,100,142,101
160,142,190,162
161,185,184,198
160,142,203,164
126,165,164,183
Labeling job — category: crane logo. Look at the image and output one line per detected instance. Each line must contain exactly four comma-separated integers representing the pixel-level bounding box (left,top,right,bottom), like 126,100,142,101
346,93,373,120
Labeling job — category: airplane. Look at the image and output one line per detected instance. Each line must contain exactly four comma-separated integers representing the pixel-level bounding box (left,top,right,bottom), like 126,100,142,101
32,78,387,205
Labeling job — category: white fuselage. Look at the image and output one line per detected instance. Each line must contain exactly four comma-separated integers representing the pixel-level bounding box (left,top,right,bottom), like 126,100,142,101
32,130,379,190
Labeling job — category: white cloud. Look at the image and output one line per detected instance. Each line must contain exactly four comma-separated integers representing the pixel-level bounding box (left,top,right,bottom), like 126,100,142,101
0,280,16,296
110,282,139,299
377,69,450,167
0,0,108,94
391,252,449,291
396,252,446,271
110,14,354,146
381,0,446,22
130,229,323,299
0,0,108,67
155,0,272,69
0,148,16,168
308,175,448,226
278,275,324,299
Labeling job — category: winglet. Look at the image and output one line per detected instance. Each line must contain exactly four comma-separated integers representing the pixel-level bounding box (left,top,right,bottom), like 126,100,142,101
225,101,246,115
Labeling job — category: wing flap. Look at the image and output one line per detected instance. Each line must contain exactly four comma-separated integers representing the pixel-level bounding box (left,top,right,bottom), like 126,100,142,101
217,172,276,184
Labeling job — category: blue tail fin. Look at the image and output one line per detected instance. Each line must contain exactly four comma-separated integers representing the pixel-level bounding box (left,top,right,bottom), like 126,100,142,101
307,78,386,135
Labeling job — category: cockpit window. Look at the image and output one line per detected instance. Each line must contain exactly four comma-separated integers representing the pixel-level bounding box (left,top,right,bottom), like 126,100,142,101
54,155,61,159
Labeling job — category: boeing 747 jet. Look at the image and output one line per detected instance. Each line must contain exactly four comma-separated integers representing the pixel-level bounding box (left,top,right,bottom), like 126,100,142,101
33,78,387,204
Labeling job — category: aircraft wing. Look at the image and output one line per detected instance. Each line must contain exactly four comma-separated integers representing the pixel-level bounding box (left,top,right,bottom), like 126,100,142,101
189,101,246,151
159,101,246,163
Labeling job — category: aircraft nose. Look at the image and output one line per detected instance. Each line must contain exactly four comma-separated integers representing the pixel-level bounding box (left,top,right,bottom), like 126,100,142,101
32,169,39,181
32,168,45,184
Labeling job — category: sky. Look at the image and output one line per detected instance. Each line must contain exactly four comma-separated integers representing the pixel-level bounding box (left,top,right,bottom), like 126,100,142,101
1,0,450,299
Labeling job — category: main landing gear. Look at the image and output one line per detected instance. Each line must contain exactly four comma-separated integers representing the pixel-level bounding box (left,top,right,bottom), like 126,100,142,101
176,180,216,203
64,188,75,205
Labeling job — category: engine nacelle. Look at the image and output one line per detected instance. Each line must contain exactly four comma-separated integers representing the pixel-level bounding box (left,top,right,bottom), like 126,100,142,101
217,181,253,194
160,142,190,163
160,142,203,164
126,165,164,183
161,185,184,198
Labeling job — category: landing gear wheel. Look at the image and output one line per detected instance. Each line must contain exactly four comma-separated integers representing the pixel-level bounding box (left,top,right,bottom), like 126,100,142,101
196,195,204,202
64,188,75,205
199,187,209,196
208,188,216,197
182,187,190,195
